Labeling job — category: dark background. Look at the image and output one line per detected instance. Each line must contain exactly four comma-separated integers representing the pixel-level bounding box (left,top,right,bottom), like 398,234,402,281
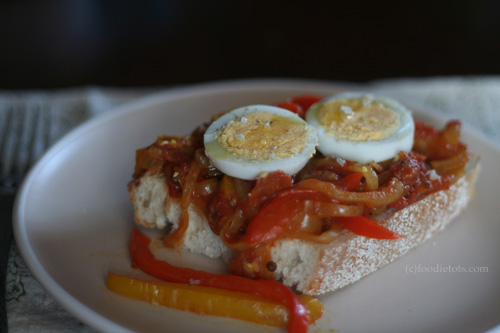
1,0,499,89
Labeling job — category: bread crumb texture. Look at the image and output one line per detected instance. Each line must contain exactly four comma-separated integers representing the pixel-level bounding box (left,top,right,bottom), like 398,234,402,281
182,205,235,260
128,173,170,229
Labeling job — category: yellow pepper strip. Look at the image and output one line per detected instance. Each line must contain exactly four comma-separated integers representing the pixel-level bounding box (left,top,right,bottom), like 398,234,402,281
106,272,323,327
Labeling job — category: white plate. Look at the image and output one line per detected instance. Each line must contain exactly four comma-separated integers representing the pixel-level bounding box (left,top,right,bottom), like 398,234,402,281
14,79,500,332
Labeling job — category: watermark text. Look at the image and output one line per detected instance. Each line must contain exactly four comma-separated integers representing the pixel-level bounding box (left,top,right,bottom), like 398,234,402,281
405,264,489,274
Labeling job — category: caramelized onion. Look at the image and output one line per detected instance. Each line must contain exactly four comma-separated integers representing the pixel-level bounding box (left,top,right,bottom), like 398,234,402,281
194,178,219,197
343,163,379,191
441,120,461,145
430,146,471,175
298,157,378,191
163,163,201,248
289,229,340,244
296,178,405,208
219,210,249,251
312,202,364,217
218,175,251,204
414,120,463,159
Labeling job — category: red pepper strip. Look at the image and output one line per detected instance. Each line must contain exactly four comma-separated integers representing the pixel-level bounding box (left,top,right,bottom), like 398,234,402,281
130,228,309,333
277,95,322,119
334,172,364,191
338,216,404,239
244,189,334,247
277,101,303,117
291,95,322,111
245,171,292,220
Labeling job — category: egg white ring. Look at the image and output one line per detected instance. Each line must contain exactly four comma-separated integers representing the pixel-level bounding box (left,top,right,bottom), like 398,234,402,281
204,105,318,180
306,92,415,164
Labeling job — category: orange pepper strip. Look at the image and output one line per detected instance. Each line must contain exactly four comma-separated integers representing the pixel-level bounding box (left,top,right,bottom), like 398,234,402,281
106,272,323,327
129,228,311,333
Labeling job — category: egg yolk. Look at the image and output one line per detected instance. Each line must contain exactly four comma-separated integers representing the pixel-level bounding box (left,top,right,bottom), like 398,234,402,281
317,98,401,141
216,112,308,161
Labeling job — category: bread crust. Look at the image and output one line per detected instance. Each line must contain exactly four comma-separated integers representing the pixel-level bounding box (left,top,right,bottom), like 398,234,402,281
128,161,479,296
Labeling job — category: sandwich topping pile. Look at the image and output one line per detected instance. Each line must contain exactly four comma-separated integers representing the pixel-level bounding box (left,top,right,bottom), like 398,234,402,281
110,92,478,332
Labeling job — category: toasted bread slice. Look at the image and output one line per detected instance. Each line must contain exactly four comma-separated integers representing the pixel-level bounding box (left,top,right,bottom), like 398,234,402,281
128,160,479,295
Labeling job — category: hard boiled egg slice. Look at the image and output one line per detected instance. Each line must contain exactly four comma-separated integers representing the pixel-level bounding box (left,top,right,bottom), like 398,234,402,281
306,92,414,163
204,105,318,180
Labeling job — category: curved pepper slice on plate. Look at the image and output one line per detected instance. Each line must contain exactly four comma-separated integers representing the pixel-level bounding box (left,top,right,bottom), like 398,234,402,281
107,272,323,327
129,228,312,333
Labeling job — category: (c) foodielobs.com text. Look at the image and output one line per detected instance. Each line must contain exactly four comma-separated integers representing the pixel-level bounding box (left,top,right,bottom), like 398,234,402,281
405,264,489,274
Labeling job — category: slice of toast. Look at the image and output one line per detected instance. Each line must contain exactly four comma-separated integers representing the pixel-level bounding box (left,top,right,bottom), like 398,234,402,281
128,160,479,295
